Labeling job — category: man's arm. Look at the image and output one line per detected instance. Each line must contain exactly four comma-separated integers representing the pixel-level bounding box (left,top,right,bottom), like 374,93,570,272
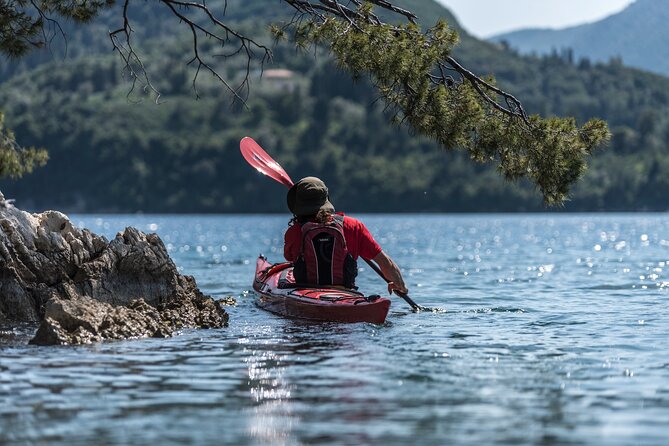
372,250,408,296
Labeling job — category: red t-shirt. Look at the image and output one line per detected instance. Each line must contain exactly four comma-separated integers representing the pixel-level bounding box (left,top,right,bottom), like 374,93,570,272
284,214,382,262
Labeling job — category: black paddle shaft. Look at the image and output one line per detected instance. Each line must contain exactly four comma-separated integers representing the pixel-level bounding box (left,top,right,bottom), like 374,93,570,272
362,258,424,311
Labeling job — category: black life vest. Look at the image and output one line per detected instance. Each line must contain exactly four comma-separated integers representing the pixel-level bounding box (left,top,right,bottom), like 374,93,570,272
293,215,358,288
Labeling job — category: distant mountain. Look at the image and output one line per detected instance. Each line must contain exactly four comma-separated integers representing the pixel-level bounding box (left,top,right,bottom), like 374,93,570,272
489,0,669,76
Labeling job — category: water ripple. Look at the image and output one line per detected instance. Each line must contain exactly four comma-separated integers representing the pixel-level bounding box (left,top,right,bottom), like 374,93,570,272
2,214,669,445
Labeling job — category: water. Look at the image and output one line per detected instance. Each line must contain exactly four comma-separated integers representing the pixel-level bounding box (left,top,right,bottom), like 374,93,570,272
2,214,669,445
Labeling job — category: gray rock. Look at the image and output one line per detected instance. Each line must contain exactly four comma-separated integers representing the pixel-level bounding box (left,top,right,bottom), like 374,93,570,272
0,201,228,345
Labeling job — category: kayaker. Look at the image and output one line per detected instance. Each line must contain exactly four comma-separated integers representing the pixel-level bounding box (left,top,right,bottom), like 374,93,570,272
284,177,408,296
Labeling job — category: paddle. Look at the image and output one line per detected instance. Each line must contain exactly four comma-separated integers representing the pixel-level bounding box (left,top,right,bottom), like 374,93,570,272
240,136,425,312
360,257,426,311
240,136,294,188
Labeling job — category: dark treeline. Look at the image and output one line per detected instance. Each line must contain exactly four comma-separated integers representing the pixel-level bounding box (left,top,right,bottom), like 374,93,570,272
1,0,669,213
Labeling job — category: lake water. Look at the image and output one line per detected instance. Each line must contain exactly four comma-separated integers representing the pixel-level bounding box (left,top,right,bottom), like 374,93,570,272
2,214,669,445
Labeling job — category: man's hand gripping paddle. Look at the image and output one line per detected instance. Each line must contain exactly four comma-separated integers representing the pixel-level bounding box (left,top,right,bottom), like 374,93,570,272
240,136,426,312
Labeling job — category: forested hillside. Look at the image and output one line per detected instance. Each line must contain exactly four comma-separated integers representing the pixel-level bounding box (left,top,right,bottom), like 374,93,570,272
1,0,668,212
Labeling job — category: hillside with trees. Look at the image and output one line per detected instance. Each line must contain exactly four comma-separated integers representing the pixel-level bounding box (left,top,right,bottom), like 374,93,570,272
0,0,667,212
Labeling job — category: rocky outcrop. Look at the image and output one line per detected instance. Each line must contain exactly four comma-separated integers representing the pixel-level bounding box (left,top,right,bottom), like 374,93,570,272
0,193,228,345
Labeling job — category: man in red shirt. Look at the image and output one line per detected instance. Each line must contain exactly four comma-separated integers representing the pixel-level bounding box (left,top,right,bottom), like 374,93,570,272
284,177,408,296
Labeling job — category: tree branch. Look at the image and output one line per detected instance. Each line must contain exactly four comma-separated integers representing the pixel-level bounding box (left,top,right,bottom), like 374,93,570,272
109,0,272,103
6,0,526,120
443,57,530,125
282,1,527,124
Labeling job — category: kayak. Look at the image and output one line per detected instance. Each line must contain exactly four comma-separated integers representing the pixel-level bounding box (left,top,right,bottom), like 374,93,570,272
253,256,391,324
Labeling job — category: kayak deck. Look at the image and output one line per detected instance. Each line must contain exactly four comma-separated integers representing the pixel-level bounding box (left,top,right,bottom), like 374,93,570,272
253,256,391,324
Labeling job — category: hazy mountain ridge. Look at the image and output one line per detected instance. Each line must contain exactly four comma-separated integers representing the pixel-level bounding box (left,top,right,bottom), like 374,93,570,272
490,0,669,76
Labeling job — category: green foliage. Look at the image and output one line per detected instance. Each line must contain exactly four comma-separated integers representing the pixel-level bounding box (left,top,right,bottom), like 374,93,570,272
0,0,42,57
297,16,609,205
0,112,48,178
43,0,115,22
0,0,114,58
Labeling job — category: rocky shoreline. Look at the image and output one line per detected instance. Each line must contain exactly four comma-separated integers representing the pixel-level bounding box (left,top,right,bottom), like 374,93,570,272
0,194,228,345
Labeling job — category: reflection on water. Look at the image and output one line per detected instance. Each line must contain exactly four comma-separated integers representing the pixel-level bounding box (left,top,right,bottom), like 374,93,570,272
2,214,669,445
244,330,297,445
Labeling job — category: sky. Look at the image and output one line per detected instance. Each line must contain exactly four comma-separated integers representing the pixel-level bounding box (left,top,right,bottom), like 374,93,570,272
437,0,635,38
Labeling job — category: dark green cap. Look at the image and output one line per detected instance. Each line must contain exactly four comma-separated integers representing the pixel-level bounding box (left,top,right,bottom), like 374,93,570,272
287,177,335,216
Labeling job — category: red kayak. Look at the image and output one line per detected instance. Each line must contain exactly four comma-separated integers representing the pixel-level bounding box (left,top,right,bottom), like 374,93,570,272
253,256,391,324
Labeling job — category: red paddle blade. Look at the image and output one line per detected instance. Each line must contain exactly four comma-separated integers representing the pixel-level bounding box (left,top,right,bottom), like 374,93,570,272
240,137,294,188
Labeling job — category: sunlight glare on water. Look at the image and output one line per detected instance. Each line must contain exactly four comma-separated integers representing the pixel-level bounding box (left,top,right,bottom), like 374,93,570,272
2,214,669,445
